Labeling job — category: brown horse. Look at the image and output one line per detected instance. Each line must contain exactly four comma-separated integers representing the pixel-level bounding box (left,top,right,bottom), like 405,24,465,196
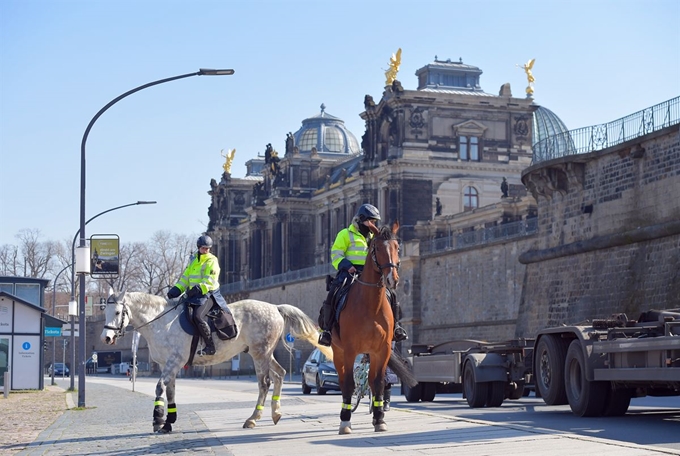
331,220,416,434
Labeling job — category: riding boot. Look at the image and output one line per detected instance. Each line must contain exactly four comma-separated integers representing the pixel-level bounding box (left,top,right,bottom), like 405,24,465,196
318,297,333,346
389,293,408,342
384,388,391,412
196,319,216,356
317,285,337,346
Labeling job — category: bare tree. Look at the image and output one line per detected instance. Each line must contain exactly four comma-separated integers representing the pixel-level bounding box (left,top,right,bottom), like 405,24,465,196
0,244,20,276
0,229,59,279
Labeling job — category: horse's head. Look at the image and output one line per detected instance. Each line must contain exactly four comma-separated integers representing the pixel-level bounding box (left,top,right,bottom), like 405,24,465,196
367,220,401,289
101,289,130,345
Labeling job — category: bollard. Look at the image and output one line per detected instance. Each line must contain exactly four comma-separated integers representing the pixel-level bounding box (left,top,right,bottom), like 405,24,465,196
3,371,10,398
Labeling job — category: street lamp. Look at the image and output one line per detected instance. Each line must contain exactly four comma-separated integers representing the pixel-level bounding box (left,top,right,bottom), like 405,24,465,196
68,200,157,390
77,68,234,407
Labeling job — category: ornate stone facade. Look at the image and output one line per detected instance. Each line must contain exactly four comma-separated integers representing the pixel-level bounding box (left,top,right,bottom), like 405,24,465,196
206,58,540,286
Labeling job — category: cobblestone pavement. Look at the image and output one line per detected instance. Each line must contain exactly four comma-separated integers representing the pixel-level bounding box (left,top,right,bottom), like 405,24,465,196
2,379,232,456
0,384,67,454
1,376,676,456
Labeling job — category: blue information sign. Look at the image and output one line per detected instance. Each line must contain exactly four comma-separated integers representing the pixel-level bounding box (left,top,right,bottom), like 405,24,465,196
285,333,295,343
44,327,62,337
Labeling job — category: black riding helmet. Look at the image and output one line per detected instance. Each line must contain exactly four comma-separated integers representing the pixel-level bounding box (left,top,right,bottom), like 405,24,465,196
356,204,381,222
197,235,213,249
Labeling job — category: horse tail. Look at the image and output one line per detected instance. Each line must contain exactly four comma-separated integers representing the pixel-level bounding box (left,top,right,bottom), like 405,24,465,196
388,349,418,387
276,304,333,360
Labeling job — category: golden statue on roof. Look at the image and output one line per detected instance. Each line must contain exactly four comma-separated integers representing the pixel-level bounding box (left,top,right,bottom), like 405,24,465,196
221,148,236,174
517,58,536,97
385,48,402,86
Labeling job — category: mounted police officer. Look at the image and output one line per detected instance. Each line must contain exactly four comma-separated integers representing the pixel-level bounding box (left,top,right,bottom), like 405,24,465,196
317,204,407,347
167,234,234,356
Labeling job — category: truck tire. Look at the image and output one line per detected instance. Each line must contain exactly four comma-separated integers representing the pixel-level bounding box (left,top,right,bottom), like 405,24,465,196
421,382,437,402
463,361,488,408
402,380,422,402
486,381,505,407
603,387,632,416
535,335,569,405
564,340,608,417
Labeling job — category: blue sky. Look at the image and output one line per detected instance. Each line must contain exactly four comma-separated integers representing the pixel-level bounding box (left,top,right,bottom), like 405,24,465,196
1,0,678,246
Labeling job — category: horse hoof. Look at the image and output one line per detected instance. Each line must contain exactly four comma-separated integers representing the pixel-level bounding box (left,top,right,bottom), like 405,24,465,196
153,425,161,433
161,423,173,433
243,420,256,429
374,423,388,432
272,413,282,425
339,421,352,435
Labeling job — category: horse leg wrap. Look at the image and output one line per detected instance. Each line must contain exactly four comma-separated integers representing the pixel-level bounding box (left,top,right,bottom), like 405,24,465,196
166,403,177,424
153,397,166,427
340,402,352,422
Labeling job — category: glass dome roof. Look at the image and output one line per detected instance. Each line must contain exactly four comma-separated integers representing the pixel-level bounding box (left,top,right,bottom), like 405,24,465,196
532,105,576,162
292,104,361,156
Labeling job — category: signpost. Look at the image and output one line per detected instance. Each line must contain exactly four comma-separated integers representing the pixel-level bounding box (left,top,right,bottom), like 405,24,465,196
285,333,295,381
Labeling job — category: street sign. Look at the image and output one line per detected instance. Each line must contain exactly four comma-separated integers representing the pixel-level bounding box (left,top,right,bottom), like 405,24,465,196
285,333,295,343
62,323,80,337
92,353,98,362
44,327,61,337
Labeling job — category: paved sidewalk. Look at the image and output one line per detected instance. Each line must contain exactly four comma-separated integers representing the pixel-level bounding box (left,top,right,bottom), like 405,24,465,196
6,375,678,456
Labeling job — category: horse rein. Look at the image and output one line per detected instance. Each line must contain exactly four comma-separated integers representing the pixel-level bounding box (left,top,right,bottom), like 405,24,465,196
104,294,182,336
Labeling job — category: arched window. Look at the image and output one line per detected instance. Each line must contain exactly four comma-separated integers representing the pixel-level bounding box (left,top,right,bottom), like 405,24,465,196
463,186,478,211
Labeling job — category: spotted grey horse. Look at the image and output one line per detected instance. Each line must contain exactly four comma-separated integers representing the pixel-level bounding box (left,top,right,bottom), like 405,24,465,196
101,290,331,433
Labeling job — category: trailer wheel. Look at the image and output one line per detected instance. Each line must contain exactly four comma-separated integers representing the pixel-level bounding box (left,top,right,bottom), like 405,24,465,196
421,382,437,402
463,361,488,408
565,340,608,417
402,380,422,402
603,387,632,416
535,335,569,405
486,381,505,407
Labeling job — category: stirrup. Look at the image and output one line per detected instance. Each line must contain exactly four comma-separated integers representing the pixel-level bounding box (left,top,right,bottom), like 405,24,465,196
197,345,216,356
318,331,332,347
394,326,408,342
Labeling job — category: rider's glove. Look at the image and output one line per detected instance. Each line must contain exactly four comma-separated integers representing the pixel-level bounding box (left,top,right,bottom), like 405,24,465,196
186,285,203,299
167,286,181,299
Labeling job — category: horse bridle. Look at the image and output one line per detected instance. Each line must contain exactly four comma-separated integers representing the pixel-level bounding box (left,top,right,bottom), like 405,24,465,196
355,239,400,288
103,294,131,339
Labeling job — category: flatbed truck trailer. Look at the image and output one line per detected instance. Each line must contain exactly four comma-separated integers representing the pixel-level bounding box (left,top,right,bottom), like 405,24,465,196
534,308,680,416
404,308,680,416
403,338,534,408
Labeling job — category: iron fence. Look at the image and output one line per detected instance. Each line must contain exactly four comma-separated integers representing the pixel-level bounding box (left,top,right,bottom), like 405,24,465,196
222,220,539,294
533,96,680,163
419,218,538,256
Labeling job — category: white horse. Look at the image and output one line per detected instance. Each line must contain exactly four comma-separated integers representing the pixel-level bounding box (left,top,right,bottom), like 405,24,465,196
100,290,331,433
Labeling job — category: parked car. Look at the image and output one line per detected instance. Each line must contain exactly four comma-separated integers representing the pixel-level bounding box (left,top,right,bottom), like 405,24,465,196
47,363,69,376
301,348,340,395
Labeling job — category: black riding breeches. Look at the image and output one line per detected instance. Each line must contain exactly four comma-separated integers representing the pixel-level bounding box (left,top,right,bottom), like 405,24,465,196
193,297,212,326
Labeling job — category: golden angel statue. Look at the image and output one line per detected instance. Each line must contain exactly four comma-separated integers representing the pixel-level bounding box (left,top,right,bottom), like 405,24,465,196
221,148,236,174
517,58,536,97
384,48,402,86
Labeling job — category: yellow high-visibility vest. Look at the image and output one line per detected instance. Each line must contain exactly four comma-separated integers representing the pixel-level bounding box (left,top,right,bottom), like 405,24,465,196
175,252,220,295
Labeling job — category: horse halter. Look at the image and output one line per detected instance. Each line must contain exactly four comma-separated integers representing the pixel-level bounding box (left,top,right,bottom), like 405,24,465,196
103,294,131,339
366,238,400,287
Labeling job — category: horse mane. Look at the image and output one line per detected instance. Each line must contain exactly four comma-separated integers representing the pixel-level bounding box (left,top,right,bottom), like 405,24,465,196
378,224,396,240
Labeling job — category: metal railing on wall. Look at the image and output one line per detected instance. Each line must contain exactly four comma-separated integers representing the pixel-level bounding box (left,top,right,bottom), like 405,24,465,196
419,218,538,256
533,96,680,163
222,219,538,294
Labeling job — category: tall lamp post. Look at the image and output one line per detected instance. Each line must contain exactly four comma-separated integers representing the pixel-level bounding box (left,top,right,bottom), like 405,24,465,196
77,68,234,407
68,200,157,390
